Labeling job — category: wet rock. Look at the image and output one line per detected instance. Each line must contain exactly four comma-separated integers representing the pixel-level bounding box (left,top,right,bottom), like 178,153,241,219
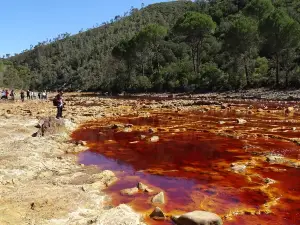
150,207,165,220
285,107,294,113
257,108,264,113
266,154,286,164
120,187,139,196
111,124,123,129
149,128,156,133
137,182,148,191
123,127,132,133
150,136,160,143
140,135,146,140
152,192,165,204
145,188,154,193
173,210,223,225
236,118,247,124
264,178,276,184
231,163,246,173
219,121,225,125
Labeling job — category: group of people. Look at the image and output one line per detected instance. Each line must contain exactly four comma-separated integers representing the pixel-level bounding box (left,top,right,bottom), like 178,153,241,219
1,88,64,120
1,90,13,100
1,89,48,102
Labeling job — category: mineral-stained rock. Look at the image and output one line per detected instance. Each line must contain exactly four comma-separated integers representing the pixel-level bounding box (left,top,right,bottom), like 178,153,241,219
285,107,294,113
145,188,154,193
120,187,139,196
231,163,247,173
266,154,286,164
150,207,165,220
152,192,165,204
236,118,247,124
173,210,223,225
137,182,148,191
264,178,276,184
150,136,160,143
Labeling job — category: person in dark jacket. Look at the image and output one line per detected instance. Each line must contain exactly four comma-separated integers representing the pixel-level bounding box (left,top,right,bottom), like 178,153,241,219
20,90,25,102
56,91,64,119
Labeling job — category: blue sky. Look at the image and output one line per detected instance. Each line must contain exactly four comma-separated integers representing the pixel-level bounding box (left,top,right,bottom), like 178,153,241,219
0,0,168,56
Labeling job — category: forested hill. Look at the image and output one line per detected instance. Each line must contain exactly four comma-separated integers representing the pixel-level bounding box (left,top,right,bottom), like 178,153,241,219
2,0,300,93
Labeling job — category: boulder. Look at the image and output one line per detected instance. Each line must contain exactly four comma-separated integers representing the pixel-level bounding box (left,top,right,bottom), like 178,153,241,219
150,207,165,220
173,211,223,225
120,187,139,196
34,117,74,137
152,192,165,204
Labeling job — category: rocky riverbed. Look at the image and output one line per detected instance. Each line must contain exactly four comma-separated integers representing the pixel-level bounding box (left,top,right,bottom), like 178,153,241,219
0,91,300,225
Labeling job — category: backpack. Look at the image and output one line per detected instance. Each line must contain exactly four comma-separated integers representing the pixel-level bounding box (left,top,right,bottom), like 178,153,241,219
53,96,58,106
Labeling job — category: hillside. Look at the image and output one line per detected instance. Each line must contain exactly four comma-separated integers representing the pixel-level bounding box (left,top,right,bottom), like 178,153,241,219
3,0,300,92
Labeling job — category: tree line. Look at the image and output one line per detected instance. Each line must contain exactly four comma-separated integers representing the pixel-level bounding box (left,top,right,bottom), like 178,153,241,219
4,0,300,93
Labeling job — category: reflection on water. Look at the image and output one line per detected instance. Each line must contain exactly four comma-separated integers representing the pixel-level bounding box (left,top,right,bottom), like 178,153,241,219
73,108,300,225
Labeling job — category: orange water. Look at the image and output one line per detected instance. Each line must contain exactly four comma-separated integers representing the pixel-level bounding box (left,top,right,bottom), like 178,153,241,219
72,107,300,225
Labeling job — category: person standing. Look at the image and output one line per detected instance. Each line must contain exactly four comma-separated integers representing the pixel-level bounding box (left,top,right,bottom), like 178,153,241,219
20,90,25,102
10,90,15,101
56,91,64,119
5,90,9,99
1,90,6,99
26,90,30,99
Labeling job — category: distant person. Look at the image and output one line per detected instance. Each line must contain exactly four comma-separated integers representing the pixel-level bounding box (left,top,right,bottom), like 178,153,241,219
54,91,64,119
42,91,46,100
1,90,6,99
10,90,15,101
20,90,25,102
30,91,34,99
26,90,30,99
38,92,41,99
5,90,9,99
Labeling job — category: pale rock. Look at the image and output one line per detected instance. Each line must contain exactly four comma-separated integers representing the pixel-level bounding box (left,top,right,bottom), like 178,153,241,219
137,182,148,191
150,136,160,143
173,210,223,225
152,192,165,204
120,187,139,196
236,118,247,124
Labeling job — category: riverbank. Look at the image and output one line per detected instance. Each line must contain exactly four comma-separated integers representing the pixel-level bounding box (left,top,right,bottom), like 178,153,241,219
0,97,147,225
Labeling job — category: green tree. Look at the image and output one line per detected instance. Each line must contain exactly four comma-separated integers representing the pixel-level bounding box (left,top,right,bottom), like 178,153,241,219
224,15,259,87
135,24,168,74
173,12,216,75
244,0,274,19
260,8,300,86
